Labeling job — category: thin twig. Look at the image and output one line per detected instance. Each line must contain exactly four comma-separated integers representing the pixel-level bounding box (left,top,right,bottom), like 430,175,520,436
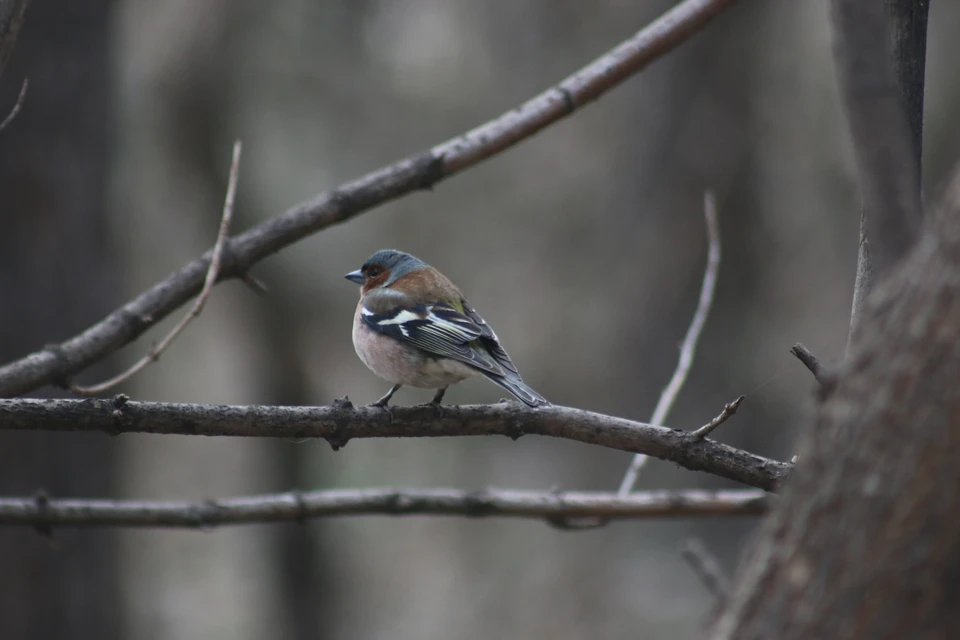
71,141,243,396
618,191,722,495
789,342,828,385
0,487,769,529
692,396,743,439
0,76,26,132
680,538,729,600
239,272,269,296
0,0,742,398
0,398,792,491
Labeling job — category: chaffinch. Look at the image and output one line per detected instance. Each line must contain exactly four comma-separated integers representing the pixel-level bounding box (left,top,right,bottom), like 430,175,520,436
345,249,548,408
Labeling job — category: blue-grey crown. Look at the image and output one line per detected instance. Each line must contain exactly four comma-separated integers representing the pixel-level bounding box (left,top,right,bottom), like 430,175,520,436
362,249,429,285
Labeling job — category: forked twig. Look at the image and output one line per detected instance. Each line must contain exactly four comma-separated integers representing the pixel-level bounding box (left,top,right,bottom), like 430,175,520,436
71,140,243,395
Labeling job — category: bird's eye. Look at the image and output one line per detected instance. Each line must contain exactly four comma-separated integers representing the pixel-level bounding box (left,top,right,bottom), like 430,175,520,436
366,266,382,278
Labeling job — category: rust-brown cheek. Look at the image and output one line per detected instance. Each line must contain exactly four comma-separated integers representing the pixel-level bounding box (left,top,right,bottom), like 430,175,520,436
361,269,391,295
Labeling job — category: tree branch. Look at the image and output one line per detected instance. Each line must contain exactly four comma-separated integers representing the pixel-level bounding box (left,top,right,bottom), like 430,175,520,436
618,190,723,494
710,167,960,639
0,0,741,398
0,398,790,491
883,0,929,177
789,343,828,385
0,487,769,529
691,396,744,439
832,0,924,345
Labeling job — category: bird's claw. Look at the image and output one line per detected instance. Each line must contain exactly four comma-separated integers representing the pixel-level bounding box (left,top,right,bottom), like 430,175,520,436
417,400,445,417
367,400,395,424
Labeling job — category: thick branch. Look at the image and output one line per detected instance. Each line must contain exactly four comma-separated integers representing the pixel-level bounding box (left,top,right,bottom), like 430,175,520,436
0,488,769,529
0,398,790,491
832,0,924,344
0,0,741,398
883,0,929,176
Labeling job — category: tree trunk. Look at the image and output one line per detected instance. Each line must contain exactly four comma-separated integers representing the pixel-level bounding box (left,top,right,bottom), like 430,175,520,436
0,2,120,638
710,171,960,638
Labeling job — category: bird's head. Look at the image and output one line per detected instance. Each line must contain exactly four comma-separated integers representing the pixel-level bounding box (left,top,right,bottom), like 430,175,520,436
345,249,428,293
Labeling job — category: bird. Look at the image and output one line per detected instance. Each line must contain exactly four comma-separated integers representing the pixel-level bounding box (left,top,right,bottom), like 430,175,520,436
345,249,548,408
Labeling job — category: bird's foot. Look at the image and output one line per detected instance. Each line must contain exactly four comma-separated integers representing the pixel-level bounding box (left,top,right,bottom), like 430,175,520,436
417,388,447,416
367,401,394,424
417,400,445,418
369,384,401,410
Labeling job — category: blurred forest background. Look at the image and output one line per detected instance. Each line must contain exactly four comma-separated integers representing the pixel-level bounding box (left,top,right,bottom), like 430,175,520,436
1,1,958,639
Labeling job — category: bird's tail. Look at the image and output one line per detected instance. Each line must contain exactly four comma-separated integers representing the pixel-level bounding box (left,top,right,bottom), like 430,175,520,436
482,372,549,407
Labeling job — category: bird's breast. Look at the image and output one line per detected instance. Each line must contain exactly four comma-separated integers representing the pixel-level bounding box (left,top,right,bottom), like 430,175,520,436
352,309,474,388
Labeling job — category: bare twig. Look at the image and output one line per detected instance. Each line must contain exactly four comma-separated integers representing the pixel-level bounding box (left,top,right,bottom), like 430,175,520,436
618,191,722,495
0,0,742,398
239,272,269,296
692,396,744,439
0,398,791,491
70,141,243,396
789,342,828,384
0,76,25,132
681,538,729,600
0,487,769,529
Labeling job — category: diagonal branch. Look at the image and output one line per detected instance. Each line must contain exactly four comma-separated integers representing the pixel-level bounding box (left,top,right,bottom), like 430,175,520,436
70,140,243,395
0,398,791,491
618,191,723,495
0,487,770,529
0,0,742,398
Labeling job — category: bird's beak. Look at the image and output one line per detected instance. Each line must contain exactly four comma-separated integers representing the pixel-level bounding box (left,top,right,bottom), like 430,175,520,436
344,270,365,285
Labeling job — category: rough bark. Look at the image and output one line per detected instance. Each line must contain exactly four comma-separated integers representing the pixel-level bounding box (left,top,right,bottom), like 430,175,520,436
0,399,791,491
710,170,960,639
884,0,928,176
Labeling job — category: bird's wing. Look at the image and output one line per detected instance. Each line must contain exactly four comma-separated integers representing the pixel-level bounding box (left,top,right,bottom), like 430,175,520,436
461,300,520,375
361,295,506,376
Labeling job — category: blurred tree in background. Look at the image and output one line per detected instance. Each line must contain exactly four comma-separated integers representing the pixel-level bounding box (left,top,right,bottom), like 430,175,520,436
1,1,960,639
0,1,120,638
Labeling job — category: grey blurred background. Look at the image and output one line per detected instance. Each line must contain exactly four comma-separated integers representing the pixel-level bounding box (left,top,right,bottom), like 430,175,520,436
1,1,959,638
